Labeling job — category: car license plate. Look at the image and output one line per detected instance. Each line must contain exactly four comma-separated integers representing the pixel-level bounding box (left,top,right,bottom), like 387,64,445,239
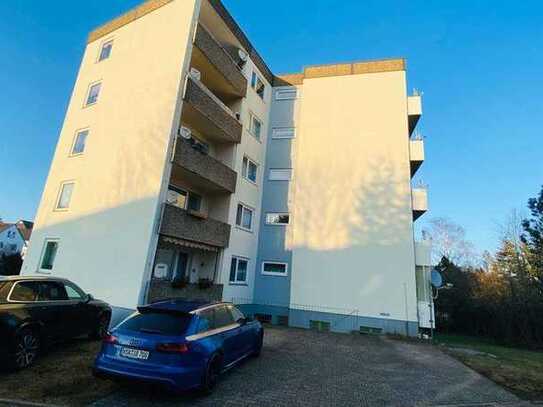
120,347,150,360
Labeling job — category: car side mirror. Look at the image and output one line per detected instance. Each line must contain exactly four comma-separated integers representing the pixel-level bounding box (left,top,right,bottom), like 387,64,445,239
86,293,94,303
237,317,247,326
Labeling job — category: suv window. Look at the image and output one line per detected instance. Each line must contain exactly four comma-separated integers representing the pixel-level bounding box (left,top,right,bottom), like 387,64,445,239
10,281,39,302
119,312,192,336
0,282,10,302
64,282,85,300
228,305,245,323
38,281,68,301
214,305,235,328
197,308,215,333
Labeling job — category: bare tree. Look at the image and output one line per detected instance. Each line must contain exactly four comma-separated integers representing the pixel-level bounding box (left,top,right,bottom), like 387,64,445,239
423,217,477,266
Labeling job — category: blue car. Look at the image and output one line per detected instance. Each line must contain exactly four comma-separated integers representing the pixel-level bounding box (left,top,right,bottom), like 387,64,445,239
93,300,263,393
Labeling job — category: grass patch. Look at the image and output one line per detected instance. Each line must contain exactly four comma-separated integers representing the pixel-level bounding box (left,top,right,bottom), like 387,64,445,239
0,339,118,406
435,333,543,401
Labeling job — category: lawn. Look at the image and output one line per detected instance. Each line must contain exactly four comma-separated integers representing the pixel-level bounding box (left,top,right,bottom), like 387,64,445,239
0,339,118,406
435,333,543,401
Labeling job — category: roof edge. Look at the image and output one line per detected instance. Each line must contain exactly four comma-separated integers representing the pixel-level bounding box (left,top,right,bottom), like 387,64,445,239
273,58,406,87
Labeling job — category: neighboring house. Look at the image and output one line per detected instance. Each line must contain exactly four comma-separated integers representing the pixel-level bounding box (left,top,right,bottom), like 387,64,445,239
0,220,34,259
22,0,434,334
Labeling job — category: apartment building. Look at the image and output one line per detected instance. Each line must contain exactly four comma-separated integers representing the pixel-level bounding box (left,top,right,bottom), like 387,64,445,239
22,0,433,335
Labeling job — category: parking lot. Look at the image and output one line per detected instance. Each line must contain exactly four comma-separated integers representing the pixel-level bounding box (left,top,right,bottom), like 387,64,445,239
91,326,521,407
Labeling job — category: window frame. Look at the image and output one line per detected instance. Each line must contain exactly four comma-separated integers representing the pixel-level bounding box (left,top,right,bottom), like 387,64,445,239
261,261,289,277
7,281,40,303
97,39,114,62
84,81,102,107
242,155,259,185
55,181,75,211
70,128,89,156
265,213,290,226
229,256,249,285
235,203,254,232
268,168,293,181
39,239,59,273
248,112,263,141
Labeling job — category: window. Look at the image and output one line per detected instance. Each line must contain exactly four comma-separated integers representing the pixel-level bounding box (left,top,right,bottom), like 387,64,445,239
236,203,253,231
249,113,262,141
40,240,59,271
71,129,88,155
229,256,248,284
228,305,245,323
56,182,75,210
242,156,258,183
9,282,39,302
266,213,290,225
251,71,265,100
98,40,113,61
275,88,297,100
262,262,288,276
85,82,101,106
269,169,293,181
167,186,188,209
38,281,68,301
187,192,202,212
272,127,295,139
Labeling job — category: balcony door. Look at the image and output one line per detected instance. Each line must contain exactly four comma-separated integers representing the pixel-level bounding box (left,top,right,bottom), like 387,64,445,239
174,251,190,282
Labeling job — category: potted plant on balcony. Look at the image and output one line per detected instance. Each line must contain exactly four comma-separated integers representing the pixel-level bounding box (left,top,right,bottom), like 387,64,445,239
198,278,213,290
171,276,189,289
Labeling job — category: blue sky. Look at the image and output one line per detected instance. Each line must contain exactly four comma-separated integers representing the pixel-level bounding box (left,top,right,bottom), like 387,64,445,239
0,0,541,255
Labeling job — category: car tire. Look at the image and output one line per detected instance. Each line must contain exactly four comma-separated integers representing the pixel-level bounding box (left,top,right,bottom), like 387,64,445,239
90,313,110,340
201,354,222,395
12,328,40,370
252,331,263,357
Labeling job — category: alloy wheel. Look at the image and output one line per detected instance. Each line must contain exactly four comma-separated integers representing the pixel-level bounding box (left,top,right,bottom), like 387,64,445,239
15,332,39,369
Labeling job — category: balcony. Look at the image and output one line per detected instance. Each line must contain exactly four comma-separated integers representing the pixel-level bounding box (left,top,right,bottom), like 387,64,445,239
408,95,422,136
409,138,425,177
172,137,236,194
160,203,231,248
148,280,223,304
415,241,432,266
192,24,247,99
181,77,242,144
412,187,428,221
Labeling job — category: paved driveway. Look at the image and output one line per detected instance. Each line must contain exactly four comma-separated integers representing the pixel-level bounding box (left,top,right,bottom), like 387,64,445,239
93,326,522,407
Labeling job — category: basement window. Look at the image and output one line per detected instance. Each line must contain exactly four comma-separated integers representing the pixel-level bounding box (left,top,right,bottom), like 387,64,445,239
310,320,331,332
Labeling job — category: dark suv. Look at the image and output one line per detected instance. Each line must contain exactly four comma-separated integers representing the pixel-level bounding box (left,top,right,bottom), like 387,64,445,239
0,276,111,370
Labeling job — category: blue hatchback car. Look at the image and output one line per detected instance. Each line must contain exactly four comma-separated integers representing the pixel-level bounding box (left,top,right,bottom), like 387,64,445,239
93,300,263,393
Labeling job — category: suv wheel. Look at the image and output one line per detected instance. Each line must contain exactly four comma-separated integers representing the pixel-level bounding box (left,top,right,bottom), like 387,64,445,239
13,328,40,370
201,355,222,394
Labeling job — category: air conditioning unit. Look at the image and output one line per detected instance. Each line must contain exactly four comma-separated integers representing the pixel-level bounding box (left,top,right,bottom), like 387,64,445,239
237,49,248,68
190,67,201,81
179,126,192,139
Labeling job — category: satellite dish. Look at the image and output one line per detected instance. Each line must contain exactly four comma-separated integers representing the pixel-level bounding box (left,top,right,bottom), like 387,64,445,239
431,269,443,288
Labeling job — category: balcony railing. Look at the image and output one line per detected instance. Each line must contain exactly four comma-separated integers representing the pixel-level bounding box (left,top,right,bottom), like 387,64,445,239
182,77,242,144
172,137,236,194
412,187,428,221
193,24,247,97
409,138,425,177
148,280,223,304
407,95,422,136
160,203,231,248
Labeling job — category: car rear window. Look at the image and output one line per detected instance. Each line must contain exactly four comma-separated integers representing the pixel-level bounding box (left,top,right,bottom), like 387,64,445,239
119,312,192,336
9,281,39,302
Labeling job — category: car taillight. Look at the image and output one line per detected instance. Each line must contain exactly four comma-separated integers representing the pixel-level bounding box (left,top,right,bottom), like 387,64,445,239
103,333,118,344
156,342,190,353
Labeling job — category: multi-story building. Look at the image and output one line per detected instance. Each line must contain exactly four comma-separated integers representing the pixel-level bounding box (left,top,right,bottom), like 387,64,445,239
22,0,433,335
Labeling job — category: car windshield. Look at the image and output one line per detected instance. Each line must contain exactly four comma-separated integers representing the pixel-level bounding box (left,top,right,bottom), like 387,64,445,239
118,312,192,336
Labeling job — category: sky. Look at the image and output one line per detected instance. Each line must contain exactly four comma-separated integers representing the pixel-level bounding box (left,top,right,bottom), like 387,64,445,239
0,0,541,255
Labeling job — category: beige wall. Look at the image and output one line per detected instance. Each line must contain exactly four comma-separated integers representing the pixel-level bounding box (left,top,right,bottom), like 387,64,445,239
289,70,419,322
22,0,200,309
